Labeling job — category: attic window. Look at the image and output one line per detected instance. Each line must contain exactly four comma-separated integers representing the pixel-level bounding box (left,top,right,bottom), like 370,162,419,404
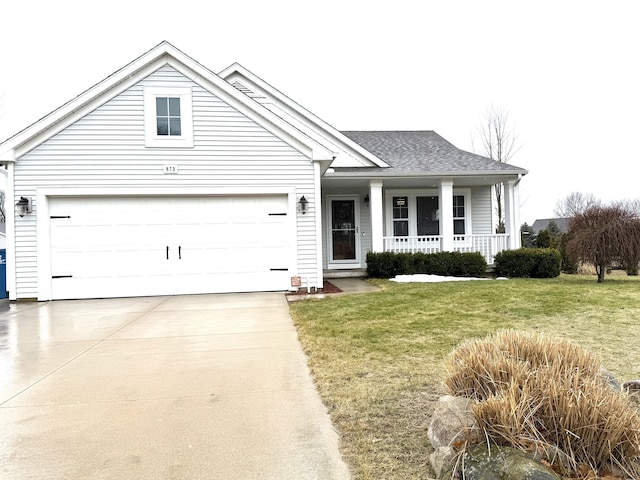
156,97,181,136
144,86,193,148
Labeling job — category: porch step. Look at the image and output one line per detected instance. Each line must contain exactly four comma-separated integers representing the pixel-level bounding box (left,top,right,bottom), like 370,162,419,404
324,268,368,279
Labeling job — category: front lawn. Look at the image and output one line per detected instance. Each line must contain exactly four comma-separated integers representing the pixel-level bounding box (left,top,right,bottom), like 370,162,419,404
289,274,640,479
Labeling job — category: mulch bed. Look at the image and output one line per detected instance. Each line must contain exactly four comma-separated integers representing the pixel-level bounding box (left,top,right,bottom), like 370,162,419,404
286,280,342,296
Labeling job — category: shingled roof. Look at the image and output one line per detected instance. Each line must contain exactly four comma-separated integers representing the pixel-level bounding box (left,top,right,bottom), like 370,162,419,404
339,131,527,175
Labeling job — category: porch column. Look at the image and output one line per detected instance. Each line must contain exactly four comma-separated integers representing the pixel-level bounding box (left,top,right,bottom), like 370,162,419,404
369,180,384,252
503,178,521,249
439,179,454,252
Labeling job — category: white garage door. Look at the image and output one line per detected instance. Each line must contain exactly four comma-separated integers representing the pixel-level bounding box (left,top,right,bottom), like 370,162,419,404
49,195,292,300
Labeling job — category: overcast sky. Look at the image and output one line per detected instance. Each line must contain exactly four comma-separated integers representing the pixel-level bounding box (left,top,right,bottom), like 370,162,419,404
1,0,638,224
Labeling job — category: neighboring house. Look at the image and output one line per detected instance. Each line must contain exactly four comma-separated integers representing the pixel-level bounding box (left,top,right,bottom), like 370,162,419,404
531,218,569,234
0,41,528,301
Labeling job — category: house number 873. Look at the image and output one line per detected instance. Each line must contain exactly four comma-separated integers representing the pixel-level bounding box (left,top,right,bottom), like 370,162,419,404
163,165,178,174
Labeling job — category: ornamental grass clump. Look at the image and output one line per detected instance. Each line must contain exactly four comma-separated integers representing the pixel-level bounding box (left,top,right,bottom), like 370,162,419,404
444,330,640,478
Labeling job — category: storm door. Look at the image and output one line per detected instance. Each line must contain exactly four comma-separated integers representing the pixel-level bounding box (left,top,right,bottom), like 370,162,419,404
328,196,361,268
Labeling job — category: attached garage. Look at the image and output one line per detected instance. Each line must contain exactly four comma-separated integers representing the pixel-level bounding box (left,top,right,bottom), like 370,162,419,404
1,42,335,301
47,195,293,300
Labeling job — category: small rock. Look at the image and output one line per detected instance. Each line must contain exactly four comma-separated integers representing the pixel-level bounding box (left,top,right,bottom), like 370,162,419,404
601,368,622,390
428,446,457,479
623,379,640,391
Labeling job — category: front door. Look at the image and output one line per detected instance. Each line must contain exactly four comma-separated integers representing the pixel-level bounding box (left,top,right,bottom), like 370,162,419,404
328,196,361,268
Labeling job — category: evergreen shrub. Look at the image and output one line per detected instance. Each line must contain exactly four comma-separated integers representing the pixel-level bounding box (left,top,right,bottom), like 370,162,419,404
494,248,561,278
366,251,487,278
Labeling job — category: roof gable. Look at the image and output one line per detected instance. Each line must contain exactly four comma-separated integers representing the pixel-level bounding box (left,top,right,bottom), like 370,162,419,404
219,63,389,169
0,41,336,164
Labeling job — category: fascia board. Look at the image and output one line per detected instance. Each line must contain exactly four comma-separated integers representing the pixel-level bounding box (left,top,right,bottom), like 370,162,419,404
324,169,529,179
220,64,389,168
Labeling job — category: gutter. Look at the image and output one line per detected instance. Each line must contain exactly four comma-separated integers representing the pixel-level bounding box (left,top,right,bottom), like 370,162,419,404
323,168,529,179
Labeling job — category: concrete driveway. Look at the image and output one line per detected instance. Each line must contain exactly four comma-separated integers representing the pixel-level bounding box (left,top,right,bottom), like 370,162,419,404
0,293,350,480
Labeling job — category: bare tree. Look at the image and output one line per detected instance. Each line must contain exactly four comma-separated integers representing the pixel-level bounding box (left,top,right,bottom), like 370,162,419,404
472,106,521,233
565,203,640,282
554,192,600,218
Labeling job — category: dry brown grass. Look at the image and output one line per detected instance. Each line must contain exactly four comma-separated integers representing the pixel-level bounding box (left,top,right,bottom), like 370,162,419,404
445,330,640,478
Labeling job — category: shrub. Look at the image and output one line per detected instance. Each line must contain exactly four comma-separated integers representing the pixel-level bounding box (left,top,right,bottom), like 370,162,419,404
445,330,640,478
494,248,561,278
365,252,398,278
366,251,487,278
535,229,553,248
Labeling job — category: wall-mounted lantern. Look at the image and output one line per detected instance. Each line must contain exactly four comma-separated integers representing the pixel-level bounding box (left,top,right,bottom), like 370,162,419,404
16,196,32,217
297,195,308,214
364,194,370,207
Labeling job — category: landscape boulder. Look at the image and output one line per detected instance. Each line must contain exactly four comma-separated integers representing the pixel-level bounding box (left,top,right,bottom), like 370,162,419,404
427,395,479,477
462,443,560,480
427,395,478,449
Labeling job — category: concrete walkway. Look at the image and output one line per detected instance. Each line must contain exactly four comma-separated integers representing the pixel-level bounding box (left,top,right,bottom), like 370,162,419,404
287,278,379,302
0,293,351,480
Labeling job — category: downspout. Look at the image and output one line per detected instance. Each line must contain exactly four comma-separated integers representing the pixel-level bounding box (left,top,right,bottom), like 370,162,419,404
5,162,16,300
314,161,324,289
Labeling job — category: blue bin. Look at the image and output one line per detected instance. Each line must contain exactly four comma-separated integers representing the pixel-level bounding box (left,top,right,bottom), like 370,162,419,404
0,249,7,299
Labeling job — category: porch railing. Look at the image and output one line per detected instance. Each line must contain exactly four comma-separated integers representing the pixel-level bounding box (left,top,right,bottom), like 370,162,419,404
382,234,509,265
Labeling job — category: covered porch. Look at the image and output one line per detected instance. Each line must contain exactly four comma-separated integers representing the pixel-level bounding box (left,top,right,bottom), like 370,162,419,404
321,175,523,270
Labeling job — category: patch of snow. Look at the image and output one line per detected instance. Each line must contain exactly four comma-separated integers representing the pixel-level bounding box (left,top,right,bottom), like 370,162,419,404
391,274,508,283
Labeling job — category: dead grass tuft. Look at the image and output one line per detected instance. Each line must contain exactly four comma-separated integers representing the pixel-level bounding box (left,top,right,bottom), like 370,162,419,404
577,263,597,275
445,330,640,478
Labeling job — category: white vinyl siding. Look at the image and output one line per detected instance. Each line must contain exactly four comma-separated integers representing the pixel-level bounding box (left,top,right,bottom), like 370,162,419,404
359,198,372,259
470,186,493,235
13,65,318,298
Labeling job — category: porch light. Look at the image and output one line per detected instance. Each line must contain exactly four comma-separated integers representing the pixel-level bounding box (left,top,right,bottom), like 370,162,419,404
298,195,308,214
15,196,32,217
364,194,370,207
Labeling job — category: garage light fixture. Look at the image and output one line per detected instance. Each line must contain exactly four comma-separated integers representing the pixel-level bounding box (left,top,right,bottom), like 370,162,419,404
16,196,32,217
297,195,308,214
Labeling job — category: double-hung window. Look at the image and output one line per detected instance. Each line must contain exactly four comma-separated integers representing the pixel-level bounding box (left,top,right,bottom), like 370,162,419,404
392,196,409,236
144,86,193,147
453,195,466,235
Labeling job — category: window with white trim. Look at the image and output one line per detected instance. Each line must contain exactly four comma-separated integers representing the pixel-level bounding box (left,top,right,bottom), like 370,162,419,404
386,190,470,237
144,86,193,148
392,196,409,236
155,97,182,136
453,195,466,235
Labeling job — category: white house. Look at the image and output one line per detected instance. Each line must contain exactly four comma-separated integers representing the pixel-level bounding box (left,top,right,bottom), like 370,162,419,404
0,42,527,301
